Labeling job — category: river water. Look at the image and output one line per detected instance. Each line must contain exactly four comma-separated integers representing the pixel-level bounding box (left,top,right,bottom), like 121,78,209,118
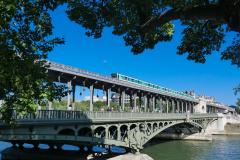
142,135,240,160
0,135,239,160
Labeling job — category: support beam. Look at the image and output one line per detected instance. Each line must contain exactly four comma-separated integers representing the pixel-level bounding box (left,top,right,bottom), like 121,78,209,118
159,97,163,113
181,101,184,113
134,93,137,112
89,84,94,112
121,90,125,111
177,101,180,113
130,94,133,111
147,96,150,112
166,99,169,113
152,96,156,112
171,100,175,113
144,95,147,112
107,88,111,109
139,94,142,112
67,81,74,110
72,85,76,110
118,90,121,111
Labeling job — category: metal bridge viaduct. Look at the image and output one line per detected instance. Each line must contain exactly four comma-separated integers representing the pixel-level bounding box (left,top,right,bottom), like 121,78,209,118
0,62,220,152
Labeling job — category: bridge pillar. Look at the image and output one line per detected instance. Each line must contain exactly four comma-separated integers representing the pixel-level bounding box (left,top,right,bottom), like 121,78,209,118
118,89,122,111
130,94,133,111
152,96,156,112
117,125,121,141
72,85,76,110
90,84,94,112
147,96,151,112
67,81,76,110
159,97,163,113
134,93,137,112
106,88,111,109
166,99,169,113
67,81,72,110
144,95,147,112
185,102,188,112
190,102,194,113
171,100,175,113
181,101,184,113
139,94,142,112
177,101,180,113
121,90,125,111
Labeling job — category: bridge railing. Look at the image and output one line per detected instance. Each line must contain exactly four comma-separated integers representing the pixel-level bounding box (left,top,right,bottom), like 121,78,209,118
11,110,218,121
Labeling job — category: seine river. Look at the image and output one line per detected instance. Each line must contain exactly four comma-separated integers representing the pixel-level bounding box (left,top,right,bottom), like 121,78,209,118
0,135,239,160
142,135,240,160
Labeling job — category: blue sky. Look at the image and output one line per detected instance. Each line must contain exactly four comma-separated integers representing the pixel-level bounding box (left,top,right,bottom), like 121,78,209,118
48,6,240,105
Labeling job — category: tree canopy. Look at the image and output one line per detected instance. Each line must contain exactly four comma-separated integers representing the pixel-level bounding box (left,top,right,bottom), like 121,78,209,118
1,0,240,122
66,0,240,66
0,0,66,123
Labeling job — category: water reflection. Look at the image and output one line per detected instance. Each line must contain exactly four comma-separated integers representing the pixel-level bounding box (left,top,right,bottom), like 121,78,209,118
0,143,125,160
1,147,119,160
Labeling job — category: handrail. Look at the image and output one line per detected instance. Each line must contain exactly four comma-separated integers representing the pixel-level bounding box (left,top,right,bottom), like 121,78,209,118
10,110,218,121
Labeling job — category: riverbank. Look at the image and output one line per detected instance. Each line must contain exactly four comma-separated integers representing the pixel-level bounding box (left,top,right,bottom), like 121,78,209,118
212,123,240,135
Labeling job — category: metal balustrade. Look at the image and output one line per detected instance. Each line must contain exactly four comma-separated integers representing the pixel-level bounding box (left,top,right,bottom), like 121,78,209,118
10,110,218,121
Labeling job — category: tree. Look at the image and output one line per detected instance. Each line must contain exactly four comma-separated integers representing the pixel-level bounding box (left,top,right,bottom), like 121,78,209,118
66,0,240,66
0,0,66,123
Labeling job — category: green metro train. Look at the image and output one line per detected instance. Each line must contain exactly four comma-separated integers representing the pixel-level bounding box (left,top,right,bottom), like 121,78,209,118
111,73,194,100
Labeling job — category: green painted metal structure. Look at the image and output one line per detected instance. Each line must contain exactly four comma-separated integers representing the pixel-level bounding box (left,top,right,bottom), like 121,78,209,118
0,110,218,152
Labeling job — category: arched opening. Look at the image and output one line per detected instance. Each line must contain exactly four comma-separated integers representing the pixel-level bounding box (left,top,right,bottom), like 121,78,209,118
153,123,158,132
159,122,163,128
139,123,145,132
78,127,92,137
130,124,137,130
146,123,152,135
120,125,128,141
94,127,106,138
58,128,75,136
164,122,168,126
109,126,118,140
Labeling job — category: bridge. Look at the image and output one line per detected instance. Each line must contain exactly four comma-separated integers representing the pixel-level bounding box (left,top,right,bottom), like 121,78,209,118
0,62,225,152
47,61,198,113
0,110,218,152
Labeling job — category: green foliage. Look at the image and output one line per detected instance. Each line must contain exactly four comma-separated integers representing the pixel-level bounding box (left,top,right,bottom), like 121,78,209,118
50,100,122,112
0,0,66,123
66,0,240,67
